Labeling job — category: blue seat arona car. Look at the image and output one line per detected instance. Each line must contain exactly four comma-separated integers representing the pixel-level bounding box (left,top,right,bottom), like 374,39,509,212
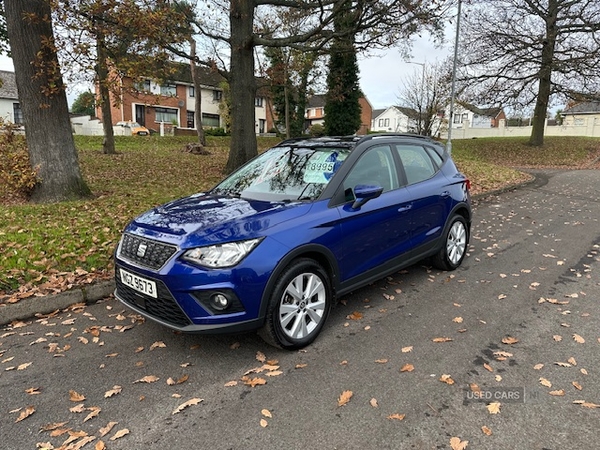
114,134,471,349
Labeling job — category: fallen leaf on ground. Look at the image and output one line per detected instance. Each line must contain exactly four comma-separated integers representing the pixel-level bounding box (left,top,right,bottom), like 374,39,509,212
370,398,378,408
432,337,453,343
337,390,353,407
450,436,469,450
104,386,122,398
533,363,544,370
261,409,272,418
347,311,363,320
172,398,203,415
149,341,166,350
439,374,455,385
133,375,159,384
401,346,413,353
487,402,501,414
539,378,552,388
260,419,268,428
166,374,189,386
481,426,492,436
15,405,35,423
572,381,583,391
387,413,405,421
84,407,101,422
400,364,414,373
69,390,86,402
573,334,585,343
99,422,118,437
109,429,130,441
502,336,519,345
242,376,267,387
549,390,565,396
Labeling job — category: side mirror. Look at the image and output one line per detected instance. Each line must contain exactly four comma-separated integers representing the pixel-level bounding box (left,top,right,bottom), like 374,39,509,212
351,184,383,209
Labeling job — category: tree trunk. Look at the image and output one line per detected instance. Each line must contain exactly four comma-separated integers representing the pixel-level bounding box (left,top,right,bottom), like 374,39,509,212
190,39,206,146
96,37,117,154
225,0,257,174
5,0,92,203
529,0,558,147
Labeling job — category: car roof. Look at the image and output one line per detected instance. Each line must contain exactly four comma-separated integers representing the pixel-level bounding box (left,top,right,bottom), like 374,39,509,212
277,133,443,150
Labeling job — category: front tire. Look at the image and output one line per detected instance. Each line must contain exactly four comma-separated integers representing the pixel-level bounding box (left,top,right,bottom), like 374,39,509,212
432,215,468,271
259,258,332,350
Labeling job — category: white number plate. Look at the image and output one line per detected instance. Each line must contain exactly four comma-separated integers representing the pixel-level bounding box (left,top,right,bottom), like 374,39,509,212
119,269,157,298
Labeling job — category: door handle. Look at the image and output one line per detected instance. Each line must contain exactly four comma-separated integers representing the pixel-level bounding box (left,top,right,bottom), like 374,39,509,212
441,191,451,198
397,204,412,213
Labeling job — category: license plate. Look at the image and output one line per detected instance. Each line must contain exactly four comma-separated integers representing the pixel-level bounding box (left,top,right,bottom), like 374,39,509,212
119,268,157,298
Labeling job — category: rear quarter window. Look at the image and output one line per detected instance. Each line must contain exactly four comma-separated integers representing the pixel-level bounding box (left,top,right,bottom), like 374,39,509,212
395,144,438,185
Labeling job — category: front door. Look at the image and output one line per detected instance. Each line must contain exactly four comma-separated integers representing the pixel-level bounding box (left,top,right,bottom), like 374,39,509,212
135,105,145,127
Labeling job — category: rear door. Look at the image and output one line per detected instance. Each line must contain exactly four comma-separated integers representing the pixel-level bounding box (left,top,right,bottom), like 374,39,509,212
393,143,452,250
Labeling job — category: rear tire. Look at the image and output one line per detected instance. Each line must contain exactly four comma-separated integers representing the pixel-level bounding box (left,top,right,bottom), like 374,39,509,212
432,215,468,271
259,258,332,350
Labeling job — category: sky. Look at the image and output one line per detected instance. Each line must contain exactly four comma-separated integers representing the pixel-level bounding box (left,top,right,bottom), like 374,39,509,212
0,33,453,110
358,34,452,111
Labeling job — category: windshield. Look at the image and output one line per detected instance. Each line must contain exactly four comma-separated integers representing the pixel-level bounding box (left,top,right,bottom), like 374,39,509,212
212,146,350,201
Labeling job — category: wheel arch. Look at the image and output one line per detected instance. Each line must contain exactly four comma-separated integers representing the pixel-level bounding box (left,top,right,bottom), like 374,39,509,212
258,244,339,321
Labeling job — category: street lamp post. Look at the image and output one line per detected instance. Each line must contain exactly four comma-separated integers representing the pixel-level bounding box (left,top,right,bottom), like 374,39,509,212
446,0,462,155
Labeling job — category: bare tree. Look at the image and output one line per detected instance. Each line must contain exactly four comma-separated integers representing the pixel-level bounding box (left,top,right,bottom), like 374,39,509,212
457,0,600,146
175,0,451,173
397,61,450,137
4,0,91,203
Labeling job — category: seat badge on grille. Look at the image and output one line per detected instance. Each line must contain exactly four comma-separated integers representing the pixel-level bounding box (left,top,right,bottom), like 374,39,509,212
137,243,148,258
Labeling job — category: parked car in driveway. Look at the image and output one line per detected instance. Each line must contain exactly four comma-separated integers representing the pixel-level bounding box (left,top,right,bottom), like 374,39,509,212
114,134,472,349
115,121,150,136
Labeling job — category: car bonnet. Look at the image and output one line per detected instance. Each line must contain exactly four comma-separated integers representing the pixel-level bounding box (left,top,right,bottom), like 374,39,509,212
126,193,311,248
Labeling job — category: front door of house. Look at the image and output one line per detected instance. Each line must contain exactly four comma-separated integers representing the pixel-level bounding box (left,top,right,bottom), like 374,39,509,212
135,105,145,126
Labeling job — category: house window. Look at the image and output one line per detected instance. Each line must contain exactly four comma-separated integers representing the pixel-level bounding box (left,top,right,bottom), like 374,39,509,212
309,109,316,117
155,107,178,123
213,90,222,102
378,118,384,127
258,119,266,133
255,97,263,107
187,111,195,129
384,118,390,127
462,113,469,122
13,103,23,124
160,83,177,96
453,113,462,124
202,113,220,127
134,80,151,92
189,86,195,97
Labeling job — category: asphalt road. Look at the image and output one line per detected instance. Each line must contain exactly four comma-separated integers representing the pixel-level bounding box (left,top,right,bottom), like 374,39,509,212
1,170,599,450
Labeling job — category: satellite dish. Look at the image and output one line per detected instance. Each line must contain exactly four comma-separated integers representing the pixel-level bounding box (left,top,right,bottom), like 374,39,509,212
178,100,185,107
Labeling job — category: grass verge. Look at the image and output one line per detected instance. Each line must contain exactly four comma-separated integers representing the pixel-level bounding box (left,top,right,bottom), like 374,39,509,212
1,134,598,302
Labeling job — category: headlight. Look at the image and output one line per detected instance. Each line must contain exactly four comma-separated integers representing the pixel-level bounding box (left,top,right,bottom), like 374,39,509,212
181,238,262,268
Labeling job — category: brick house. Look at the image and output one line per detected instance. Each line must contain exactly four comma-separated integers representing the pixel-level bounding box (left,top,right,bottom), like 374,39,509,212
97,63,274,135
305,94,373,134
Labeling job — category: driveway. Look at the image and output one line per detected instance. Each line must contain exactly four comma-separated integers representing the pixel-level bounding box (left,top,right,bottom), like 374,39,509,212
1,170,599,450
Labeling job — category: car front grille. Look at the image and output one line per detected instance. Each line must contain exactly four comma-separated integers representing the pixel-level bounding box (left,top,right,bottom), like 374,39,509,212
115,269,192,328
118,233,178,270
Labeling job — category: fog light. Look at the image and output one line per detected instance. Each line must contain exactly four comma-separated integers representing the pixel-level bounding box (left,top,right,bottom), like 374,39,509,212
210,293,230,311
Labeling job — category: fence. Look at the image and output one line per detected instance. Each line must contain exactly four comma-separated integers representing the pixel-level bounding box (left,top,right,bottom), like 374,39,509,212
441,118,600,140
